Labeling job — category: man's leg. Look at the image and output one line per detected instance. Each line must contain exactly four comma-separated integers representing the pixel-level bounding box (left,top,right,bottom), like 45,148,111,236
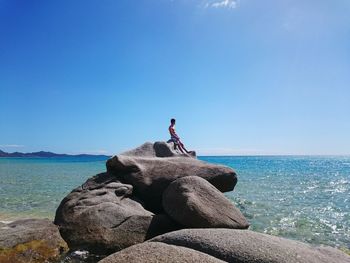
172,139,185,153
177,143,185,153
179,141,190,153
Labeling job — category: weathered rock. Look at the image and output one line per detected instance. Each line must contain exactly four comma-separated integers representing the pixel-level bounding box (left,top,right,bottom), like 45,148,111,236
54,174,178,254
0,218,68,263
150,228,350,263
98,241,225,263
163,176,249,229
106,142,237,212
121,141,194,158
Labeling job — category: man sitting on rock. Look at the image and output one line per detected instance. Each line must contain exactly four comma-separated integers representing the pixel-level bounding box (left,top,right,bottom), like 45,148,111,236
168,118,191,154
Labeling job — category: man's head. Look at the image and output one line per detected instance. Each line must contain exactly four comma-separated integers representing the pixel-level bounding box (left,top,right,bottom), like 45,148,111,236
170,118,176,125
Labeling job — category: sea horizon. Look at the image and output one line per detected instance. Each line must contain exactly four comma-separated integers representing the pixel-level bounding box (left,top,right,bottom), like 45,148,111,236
1,154,350,158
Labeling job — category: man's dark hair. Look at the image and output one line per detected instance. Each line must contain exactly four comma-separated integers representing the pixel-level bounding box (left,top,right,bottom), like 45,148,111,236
171,118,176,124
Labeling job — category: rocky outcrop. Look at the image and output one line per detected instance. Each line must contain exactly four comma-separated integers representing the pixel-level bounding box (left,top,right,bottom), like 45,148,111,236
0,218,68,263
150,228,350,263
119,141,191,158
163,176,249,229
106,142,237,212
54,175,178,253
99,242,225,263
54,142,241,255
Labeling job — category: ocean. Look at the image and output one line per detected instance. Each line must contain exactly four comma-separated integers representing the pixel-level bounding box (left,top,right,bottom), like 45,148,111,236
0,156,349,251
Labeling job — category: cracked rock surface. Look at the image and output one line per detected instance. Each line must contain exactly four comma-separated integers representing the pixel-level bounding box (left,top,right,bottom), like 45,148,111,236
54,174,177,253
54,142,240,255
106,141,237,212
99,242,226,263
162,176,249,229
150,229,350,263
0,218,68,263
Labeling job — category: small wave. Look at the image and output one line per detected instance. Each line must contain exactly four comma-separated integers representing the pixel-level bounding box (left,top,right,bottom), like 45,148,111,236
0,220,13,224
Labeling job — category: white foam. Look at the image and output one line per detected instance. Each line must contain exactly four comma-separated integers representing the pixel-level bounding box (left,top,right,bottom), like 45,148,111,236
0,220,13,224
72,250,89,256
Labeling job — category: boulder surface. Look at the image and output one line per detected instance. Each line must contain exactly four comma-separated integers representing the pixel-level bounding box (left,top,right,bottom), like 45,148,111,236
54,175,177,253
99,241,225,263
150,228,350,263
54,142,242,256
0,218,68,263
106,142,238,211
162,176,249,229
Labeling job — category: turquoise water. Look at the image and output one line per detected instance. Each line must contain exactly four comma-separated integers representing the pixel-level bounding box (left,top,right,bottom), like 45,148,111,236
0,157,107,219
201,156,350,250
0,156,349,250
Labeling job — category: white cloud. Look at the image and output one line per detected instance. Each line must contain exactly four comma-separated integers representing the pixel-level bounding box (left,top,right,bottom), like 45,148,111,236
0,144,24,148
72,149,110,155
205,0,238,9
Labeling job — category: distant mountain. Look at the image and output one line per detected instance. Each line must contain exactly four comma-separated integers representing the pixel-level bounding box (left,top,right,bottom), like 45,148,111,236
0,149,110,158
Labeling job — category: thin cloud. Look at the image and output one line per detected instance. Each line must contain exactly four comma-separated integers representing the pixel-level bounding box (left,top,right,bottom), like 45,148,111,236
0,144,25,148
205,0,238,9
72,149,110,155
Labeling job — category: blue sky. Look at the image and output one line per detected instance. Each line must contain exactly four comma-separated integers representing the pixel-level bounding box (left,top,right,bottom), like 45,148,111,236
1,0,349,155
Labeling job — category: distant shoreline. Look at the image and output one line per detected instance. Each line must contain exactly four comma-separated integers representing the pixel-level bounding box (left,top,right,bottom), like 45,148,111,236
1,153,349,158
0,149,110,158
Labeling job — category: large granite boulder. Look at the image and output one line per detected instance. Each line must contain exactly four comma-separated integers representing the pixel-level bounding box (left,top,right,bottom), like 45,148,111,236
99,242,225,263
162,176,249,229
0,218,68,263
54,142,242,256
119,141,193,158
150,228,350,263
106,142,237,212
54,173,178,254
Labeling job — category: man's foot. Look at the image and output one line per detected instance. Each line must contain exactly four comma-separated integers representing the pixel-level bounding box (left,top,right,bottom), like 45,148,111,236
186,151,196,157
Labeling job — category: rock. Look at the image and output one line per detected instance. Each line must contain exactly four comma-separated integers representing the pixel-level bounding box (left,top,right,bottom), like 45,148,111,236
162,176,249,229
106,142,237,212
54,174,178,254
121,141,192,158
99,242,225,263
150,228,350,263
0,218,68,263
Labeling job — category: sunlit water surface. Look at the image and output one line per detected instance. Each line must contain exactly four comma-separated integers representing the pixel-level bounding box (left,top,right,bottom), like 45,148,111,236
0,156,349,251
